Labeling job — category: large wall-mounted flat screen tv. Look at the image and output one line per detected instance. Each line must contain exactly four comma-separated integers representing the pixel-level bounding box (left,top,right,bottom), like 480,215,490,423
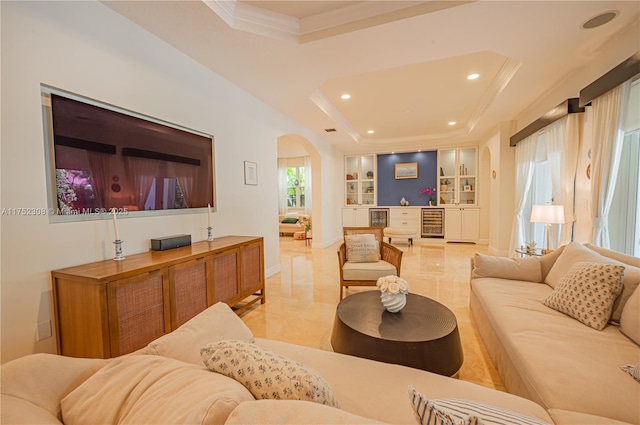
42,87,215,218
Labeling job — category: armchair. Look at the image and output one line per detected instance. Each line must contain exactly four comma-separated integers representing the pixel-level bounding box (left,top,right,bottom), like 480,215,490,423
337,227,403,300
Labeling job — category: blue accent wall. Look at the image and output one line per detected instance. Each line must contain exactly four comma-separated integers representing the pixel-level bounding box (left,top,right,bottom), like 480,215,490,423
377,151,438,206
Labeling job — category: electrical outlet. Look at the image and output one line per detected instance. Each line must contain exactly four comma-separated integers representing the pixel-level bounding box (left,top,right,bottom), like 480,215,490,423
37,320,52,341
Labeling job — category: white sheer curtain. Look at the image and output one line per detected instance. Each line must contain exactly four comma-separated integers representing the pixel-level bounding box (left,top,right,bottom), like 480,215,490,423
545,113,582,247
303,156,312,216
590,80,631,247
86,151,110,209
509,133,539,257
171,162,197,207
277,158,288,214
125,157,160,210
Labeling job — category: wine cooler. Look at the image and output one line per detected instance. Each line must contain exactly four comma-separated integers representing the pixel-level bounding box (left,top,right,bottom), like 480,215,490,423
422,208,445,237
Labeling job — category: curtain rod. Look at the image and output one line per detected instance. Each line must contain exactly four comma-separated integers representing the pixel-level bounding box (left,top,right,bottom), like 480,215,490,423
579,52,640,107
510,98,584,147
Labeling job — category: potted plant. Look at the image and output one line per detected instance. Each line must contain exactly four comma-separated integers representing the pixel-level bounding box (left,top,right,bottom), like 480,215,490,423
299,216,311,238
420,187,436,206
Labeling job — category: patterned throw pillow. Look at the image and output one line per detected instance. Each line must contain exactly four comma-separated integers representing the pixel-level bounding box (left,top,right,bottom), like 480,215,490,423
620,361,640,383
201,340,339,407
542,262,625,330
281,217,299,224
345,234,380,263
408,386,550,425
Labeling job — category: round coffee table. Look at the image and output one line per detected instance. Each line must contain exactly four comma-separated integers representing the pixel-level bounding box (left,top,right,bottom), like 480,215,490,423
331,291,463,376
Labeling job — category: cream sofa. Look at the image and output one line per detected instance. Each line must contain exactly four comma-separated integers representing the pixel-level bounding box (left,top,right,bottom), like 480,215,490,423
470,242,640,425
278,213,309,236
1,302,558,425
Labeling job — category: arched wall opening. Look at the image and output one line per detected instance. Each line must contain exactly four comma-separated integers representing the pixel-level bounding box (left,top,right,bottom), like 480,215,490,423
277,134,322,246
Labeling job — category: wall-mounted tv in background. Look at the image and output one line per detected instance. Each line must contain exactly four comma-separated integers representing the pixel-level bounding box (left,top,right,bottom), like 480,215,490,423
41,86,215,219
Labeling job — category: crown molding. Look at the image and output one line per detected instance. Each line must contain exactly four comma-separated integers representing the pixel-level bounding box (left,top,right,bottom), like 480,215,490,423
204,0,299,41
203,0,472,43
466,57,522,134
300,1,423,34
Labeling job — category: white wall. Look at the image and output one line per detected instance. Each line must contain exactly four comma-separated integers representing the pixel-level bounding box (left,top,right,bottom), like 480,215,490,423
0,1,338,362
479,122,516,256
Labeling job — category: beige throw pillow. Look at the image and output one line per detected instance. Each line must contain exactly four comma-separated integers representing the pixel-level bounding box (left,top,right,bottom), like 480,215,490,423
472,253,542,282
61,355,254,425
619,285,640,345
140,302,255,365
542,262,625,331
544,242,639,323
201,340,339,408
345,234,380,263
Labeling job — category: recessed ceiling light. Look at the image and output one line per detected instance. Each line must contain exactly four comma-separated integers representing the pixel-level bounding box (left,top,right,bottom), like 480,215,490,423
367,130,375,134
341,94,351,100
448,121,456,126
582,11,618,29
467,73,479,80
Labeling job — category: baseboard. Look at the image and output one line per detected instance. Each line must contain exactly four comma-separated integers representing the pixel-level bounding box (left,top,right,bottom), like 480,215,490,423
265,263,281,278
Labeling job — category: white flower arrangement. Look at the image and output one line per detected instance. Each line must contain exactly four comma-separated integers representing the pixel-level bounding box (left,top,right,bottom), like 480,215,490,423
376,275,409,295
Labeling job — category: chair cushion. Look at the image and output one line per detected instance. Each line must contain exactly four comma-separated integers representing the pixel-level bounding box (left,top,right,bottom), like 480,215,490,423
345,234,380,263
343,260,397,281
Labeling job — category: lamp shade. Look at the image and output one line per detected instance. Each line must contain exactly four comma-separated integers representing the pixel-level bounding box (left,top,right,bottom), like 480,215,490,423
530,204,565,224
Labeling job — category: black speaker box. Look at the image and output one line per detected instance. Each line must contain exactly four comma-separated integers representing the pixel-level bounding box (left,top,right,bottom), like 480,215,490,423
151,234,192,251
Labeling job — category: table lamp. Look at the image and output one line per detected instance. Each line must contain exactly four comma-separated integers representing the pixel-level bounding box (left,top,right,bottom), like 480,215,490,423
530,204,565,254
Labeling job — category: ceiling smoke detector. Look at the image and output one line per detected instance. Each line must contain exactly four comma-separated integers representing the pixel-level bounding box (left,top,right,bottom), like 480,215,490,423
581,11,618,29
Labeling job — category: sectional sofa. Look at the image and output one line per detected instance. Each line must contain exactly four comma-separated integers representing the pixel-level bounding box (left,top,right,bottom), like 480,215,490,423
470,242,640,425
2,242,638,424
2,302,555,424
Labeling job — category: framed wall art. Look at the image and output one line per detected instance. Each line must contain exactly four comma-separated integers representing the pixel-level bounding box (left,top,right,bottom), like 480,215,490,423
394,162,418,179
244,161,258,185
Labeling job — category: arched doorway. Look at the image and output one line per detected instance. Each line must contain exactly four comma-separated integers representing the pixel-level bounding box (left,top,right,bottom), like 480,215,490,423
277,134,322,245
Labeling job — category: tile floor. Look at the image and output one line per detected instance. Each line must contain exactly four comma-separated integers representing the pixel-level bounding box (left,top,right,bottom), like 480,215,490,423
238,236,506,391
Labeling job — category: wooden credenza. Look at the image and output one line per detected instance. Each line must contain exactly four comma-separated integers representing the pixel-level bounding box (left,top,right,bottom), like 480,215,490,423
51,236,264,359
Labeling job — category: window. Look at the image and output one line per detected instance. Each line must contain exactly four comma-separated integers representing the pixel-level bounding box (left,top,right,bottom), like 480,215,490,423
286,166,305,208
523,135,554,250
143,178,188,210
609,78,639,256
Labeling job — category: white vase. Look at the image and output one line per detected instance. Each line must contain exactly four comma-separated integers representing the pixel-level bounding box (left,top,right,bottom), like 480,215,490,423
380,292,406,313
